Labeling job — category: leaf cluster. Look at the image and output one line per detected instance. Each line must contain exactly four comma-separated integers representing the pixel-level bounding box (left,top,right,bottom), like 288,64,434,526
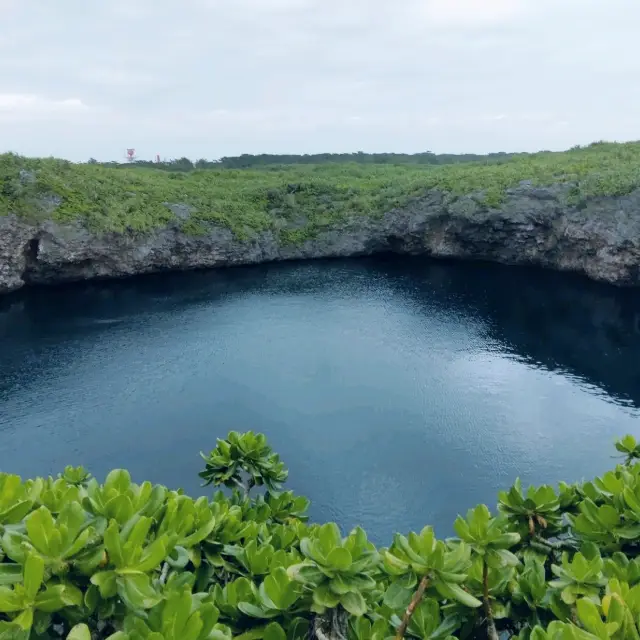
3,433,640,640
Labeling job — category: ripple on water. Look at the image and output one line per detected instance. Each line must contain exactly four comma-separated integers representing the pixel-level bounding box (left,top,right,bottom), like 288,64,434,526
1,256,640,543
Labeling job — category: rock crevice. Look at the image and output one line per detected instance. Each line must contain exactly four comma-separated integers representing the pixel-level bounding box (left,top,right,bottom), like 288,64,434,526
2,183,640,294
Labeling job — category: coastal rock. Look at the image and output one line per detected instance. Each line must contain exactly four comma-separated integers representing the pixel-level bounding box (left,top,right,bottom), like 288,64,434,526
0,216,35,293
2,184,640,294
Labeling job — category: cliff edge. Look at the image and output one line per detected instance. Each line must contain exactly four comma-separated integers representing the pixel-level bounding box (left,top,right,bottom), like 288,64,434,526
2,144,640,293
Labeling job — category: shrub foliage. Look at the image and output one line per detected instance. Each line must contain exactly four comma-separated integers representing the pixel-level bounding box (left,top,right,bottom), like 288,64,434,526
2,431,640,639
2,141,640,242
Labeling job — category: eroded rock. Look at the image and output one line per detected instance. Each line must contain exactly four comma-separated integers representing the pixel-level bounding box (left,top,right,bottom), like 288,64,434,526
2,184,640,294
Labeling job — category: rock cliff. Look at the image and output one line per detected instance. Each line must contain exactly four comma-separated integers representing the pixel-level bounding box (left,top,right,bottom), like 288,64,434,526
2,182,640,294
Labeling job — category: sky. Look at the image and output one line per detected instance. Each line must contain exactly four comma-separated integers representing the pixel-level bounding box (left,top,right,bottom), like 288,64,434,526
0,0,639,161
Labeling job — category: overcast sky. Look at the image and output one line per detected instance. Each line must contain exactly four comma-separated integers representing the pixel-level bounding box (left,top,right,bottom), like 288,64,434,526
1,0,638,161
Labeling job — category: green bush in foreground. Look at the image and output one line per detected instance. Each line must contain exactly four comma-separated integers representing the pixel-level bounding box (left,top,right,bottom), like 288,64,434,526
2,432,640,639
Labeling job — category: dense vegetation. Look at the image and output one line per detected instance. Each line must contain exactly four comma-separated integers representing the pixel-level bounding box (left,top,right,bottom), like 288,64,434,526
3,431,640,640
95,151,520,172
2,141,640,242
209,151,517,170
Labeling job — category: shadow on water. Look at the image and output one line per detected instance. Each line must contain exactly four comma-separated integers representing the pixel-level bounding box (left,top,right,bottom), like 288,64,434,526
374,257,640,409
1,256,640,542
3,256,640,407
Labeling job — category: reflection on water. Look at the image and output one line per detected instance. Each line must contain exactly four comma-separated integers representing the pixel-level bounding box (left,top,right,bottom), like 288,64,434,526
1,256,639,543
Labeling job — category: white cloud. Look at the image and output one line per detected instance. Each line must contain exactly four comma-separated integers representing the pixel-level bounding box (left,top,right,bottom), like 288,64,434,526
0,0,639,159
78,68,159,87
199,0,313,12
0,94,89,119
420,0,527,27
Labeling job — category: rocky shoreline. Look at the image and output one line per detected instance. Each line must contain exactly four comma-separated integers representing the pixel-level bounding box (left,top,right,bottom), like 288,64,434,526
2,182,640,294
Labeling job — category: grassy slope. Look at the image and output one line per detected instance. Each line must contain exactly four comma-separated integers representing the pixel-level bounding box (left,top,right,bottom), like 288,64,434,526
1,142,640,243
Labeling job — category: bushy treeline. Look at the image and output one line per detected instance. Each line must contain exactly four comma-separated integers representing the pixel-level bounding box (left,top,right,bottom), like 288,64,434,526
89,151,520,173
214,152,520,169
88,143,624,172
2,430,640,640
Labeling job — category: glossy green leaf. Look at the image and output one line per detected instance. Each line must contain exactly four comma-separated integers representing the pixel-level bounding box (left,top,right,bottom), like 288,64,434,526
13,608,33,631
0,564,23,586
0,587,22,613
35,584,82,612
312,584,340,609
25,506,55,556
0,500,34,525
67,623,92,640
340,591,367,616
117,573,162,610
260,567,299,610
384,582,413,610
91,570,118,599
132,535,168,572
327,547,352,571
437,581,482,608
24,553,44,600
263,622,286,640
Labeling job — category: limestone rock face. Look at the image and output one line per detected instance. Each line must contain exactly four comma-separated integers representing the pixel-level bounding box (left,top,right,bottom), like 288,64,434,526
0,216,34,293
2,184,640,294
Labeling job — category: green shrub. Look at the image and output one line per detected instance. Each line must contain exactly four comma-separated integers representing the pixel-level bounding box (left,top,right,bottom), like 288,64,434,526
3,430,640,639
3,141,640,245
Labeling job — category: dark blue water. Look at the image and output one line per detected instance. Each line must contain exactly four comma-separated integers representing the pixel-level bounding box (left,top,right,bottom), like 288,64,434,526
1,257,639,543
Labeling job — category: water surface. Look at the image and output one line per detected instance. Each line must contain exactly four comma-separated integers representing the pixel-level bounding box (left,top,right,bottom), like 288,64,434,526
1,257,639,543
